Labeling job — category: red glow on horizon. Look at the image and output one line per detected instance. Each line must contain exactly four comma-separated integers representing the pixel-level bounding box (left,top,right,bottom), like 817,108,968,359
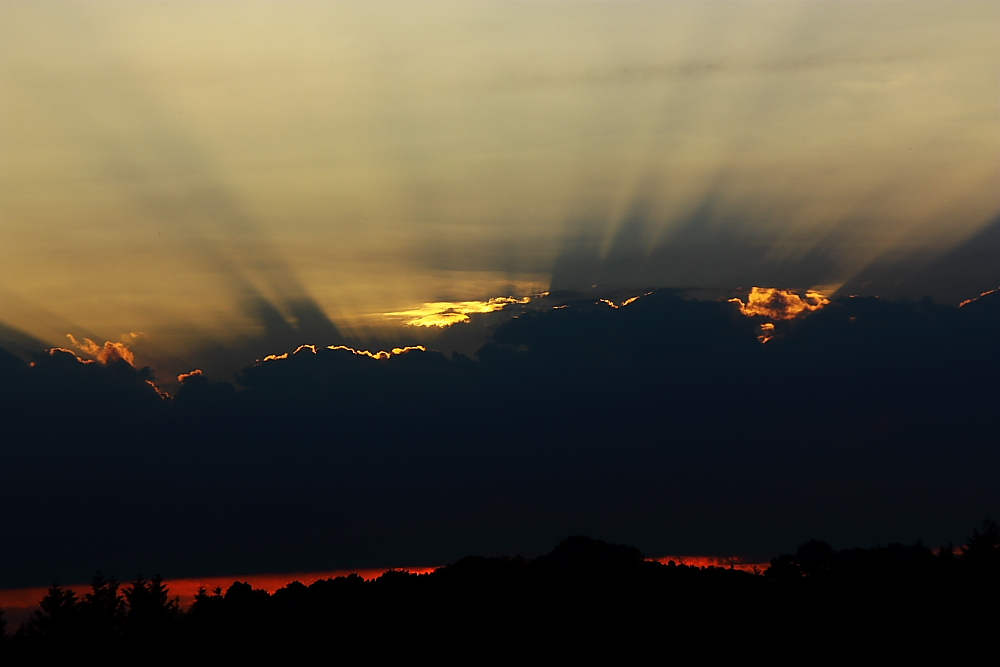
163,566,440,606
0,554,776,615
0,566,440,617
0,554,775,626
651,555,768,573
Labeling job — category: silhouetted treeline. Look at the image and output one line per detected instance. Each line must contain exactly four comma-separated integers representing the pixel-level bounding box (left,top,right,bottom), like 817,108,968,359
3,523,998,654
1,290,997,588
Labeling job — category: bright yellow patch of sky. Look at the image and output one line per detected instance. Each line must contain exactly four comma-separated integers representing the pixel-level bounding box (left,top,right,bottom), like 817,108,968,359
384,297,532,327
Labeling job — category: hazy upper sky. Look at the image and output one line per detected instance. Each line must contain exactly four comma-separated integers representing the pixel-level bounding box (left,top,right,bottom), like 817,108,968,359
2,1,997,372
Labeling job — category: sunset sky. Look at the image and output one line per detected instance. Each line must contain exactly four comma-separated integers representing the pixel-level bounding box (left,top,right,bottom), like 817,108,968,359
0,1,997,591
2,1,997,379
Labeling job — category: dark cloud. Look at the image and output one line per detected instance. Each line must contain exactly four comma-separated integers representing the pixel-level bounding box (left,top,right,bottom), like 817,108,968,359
0,320,50,360
548,183,848,296
0,288,996,589
837,214,1000,305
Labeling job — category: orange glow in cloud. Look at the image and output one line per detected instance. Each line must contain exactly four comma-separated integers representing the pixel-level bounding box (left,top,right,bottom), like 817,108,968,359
621,293,650,307
261,344,426,363
39,347,94,364
384,296,531,327
66,334,135,365
327,344,426,359
177,369,204,383
959,287,998,308
729,287,830,320
598,293,651,309
326,345,390,360
67,334,102,358
146,380,171,399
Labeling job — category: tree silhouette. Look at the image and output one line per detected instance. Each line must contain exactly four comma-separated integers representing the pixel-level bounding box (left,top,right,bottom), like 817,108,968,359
765,539,836,581
123,575,180,640
79,572,125,639
961,518,1000,566
20,585,79,643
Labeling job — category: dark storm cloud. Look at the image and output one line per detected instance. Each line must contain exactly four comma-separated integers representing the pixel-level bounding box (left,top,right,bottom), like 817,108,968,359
1,287,996,588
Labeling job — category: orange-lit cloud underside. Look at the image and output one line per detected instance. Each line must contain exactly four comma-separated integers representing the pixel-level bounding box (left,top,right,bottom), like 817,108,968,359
597,292,651,309
177,368,204,383
959,286,998,308
66,334,135,365
730,287,830,321
261,343,426,363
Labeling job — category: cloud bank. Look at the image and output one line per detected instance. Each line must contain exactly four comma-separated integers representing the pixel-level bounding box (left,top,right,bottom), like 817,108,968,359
1,287,996,588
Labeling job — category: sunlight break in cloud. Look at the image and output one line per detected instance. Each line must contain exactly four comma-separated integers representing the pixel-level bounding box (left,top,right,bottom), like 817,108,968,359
597,293,651,309
383,297,531,328
730,287,830,321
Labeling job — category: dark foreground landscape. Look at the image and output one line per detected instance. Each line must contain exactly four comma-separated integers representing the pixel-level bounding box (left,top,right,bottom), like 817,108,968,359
3,521,998,655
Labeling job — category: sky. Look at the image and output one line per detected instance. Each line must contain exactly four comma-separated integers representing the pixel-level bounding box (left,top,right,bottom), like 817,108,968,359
2,0,997,380
0,1,998,590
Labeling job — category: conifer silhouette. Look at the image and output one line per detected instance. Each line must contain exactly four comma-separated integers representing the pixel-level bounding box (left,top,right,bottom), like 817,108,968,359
123,575,180,639
79,572,125,639
962,518,1000,566
21,585,79,643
